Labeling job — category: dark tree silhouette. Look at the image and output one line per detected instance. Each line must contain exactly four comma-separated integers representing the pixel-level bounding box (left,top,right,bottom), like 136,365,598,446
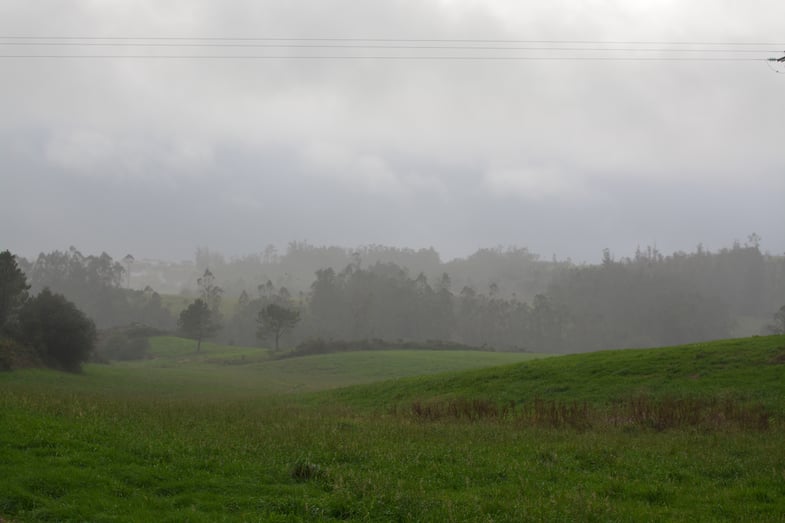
257,303,301,351
17,288,96,372
0,250,30,333
178,299,220,352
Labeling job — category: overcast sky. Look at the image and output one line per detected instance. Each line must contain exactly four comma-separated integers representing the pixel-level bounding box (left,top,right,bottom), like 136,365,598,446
1,1,784,263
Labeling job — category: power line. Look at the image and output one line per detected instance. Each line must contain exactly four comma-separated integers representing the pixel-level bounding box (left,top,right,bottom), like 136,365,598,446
1,36,783,46
0,36,776,62
0,55,765,61
0,42,776,53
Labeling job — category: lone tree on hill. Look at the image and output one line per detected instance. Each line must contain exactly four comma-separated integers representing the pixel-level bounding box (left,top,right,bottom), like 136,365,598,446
257,303,301,351
178,298,220,352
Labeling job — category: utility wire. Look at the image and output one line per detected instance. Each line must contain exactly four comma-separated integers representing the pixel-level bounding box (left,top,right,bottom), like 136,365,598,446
0,55,765,61
1,36,783,45
0,36,776,62
0,42,776,53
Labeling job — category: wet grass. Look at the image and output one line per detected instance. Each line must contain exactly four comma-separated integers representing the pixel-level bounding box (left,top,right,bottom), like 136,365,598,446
405,395,771,431
1,335,784,521
325,335,785,412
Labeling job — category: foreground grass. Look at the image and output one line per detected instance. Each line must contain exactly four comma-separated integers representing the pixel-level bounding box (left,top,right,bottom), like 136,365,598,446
1,393,783,522
1,335,784,521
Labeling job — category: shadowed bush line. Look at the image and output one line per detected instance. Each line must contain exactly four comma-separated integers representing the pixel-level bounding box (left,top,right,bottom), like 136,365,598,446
401,395,771,431
280,337,495,358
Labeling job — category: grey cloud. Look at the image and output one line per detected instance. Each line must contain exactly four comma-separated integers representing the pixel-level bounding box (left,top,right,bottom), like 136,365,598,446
1,1,784,263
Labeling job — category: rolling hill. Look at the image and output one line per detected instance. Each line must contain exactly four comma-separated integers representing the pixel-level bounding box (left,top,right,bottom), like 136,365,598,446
325,335,785,411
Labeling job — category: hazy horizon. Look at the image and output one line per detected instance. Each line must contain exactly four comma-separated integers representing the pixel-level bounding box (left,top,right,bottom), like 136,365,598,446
5,235,781,268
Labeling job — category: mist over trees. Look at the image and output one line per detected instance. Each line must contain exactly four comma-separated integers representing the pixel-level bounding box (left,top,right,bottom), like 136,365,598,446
178,299,218,353
177,269,224,352
768,306,785,335
20,247,174,331
8,237,785,355
216,239,781,353
200,239,785,352
257,303,301,351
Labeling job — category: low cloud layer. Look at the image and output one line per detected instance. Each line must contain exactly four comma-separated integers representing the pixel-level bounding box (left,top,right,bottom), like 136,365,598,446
2,1,784,262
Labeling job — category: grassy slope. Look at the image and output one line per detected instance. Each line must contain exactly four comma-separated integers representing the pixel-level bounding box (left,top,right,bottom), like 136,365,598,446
0,336,546,398
139,336,547,394
1,336,784,521
326,335,785,411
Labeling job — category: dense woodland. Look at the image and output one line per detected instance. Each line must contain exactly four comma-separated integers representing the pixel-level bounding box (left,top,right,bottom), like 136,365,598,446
11,237,785,355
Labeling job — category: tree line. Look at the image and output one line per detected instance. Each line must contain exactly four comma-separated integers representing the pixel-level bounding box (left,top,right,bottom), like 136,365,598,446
182,239,785,354
5,238,785,362
18,247,175,331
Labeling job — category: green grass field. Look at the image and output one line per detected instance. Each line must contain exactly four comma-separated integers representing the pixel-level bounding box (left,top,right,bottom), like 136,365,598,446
2,336,784,521
98,336,545,396
325,335,785,411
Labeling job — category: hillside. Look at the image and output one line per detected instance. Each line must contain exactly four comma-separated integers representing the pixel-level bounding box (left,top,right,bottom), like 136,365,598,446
0,336,546,398
326,335,785,412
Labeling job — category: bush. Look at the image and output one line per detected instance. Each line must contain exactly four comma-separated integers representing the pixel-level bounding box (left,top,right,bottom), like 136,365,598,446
96,333,150,361
95,323,163,361
17,288,96,372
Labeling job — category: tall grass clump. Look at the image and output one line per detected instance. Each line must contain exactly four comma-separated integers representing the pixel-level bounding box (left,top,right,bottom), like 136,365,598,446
405,395,771,432
612,395,771,431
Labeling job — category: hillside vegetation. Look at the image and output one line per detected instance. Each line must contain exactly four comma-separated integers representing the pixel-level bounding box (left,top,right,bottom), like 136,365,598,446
18,242,785,354
1,335,784,521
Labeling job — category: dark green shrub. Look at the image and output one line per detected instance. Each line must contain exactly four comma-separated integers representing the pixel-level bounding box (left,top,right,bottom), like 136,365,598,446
17,288,96,372
287,337,490,358
96,333,150,361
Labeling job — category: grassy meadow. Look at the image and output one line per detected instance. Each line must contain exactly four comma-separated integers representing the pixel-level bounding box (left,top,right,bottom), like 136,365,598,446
1,335,784,521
